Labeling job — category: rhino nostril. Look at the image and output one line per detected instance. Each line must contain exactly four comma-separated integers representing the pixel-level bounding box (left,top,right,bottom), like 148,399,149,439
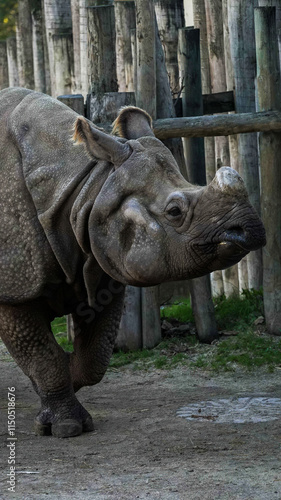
222,226,248,249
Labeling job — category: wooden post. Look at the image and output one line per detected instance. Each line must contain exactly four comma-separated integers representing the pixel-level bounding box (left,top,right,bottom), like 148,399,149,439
155,17,186,177
31,3,47,93
6,38,19,87
192,0,223,297
135,0,156,117
228,0,262,291
255,6,281,335
178,27,218,343
87,3,118,94
44,0,74,97
87,91,135,125
205,0,239,297
16,0,34,89
71,0,82,93
115,1,135,92
117,287,142,351
135,0,161,349
0,42,9,90
154,0,184,96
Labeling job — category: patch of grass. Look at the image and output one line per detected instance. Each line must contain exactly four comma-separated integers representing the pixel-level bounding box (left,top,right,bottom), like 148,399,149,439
50,290,281,373
192,330,281,372
160,298,194,323
51,316,73,352
213,288,264,331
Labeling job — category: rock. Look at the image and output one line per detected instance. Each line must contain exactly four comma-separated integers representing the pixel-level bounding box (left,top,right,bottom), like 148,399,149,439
254,316,265,325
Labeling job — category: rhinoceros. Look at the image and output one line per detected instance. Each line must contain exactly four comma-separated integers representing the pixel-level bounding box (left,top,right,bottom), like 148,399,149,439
0,87,265,438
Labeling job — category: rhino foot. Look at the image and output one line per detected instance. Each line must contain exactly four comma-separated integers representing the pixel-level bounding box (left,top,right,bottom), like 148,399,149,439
34,387,94,438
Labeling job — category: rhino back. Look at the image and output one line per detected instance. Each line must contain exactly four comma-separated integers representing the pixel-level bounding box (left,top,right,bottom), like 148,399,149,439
0,88,100,305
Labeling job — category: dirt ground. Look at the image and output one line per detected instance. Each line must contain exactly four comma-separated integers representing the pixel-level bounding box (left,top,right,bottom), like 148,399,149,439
1,340,281,500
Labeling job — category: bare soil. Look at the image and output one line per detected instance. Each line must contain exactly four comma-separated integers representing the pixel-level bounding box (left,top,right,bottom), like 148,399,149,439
0,341,281,500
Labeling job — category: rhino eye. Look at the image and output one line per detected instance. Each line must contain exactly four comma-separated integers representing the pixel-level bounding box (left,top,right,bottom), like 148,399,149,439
167,206,182,217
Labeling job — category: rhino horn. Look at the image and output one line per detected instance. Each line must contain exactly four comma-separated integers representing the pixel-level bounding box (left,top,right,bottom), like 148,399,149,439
73,116,132,167
211,167,248,197
112,106,154,139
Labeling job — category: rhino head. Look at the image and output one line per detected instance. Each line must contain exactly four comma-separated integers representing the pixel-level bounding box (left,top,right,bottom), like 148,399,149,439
74,107,266,287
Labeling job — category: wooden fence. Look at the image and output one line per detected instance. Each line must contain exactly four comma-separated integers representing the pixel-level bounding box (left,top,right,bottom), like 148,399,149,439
1,0,281,346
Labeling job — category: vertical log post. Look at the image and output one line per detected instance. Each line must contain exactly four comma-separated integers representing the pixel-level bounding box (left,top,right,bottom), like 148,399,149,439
178,27,218,343
6,38,19,87
192,0,223,297
44,0,74,97
115,0,136,92
154,0,184,97
135,0,161,349
71,0,82,93
228,0,262,290
0,42,9,90
57,94,85,115
255,6,281,335
155,16,186,176
87,3,118,94
31,3,47,93
205,0,239,297
16,0,34,89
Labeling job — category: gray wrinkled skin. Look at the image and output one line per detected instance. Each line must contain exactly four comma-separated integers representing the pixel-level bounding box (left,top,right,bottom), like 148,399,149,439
0,88,266,438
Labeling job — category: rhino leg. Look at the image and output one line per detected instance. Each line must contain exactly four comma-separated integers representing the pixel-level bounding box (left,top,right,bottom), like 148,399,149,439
69,281,125,392
0,300,93,438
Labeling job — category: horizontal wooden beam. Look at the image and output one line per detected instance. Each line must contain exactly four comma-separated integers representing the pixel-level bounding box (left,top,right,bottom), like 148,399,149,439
153,110,281,139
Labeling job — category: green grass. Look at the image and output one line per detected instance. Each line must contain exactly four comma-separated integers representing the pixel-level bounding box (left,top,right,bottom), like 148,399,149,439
51,290,281,373
160,298,194,323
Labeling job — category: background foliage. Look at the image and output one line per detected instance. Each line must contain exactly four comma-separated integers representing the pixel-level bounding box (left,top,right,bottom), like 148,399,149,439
0,0,17,40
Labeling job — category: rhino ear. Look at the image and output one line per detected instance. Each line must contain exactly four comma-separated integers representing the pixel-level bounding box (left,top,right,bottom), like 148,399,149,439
73,116,132,167
112,106,155,139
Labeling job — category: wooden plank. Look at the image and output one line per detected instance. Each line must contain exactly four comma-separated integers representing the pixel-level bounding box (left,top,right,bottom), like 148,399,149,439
152,110,281,139
255,6,281,335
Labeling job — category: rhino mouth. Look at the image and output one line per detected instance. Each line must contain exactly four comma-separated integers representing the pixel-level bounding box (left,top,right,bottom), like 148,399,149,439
219,225,266,252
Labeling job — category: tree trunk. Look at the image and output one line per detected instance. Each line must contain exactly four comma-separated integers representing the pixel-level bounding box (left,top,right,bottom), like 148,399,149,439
115,1,135,92
31,3,47,93
44,0,74,96
16,0,34,89
6,38,19,87
154,0,184,97
0,42,9,90
87,4,118,93
255,6,281,335
228,0,263,290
